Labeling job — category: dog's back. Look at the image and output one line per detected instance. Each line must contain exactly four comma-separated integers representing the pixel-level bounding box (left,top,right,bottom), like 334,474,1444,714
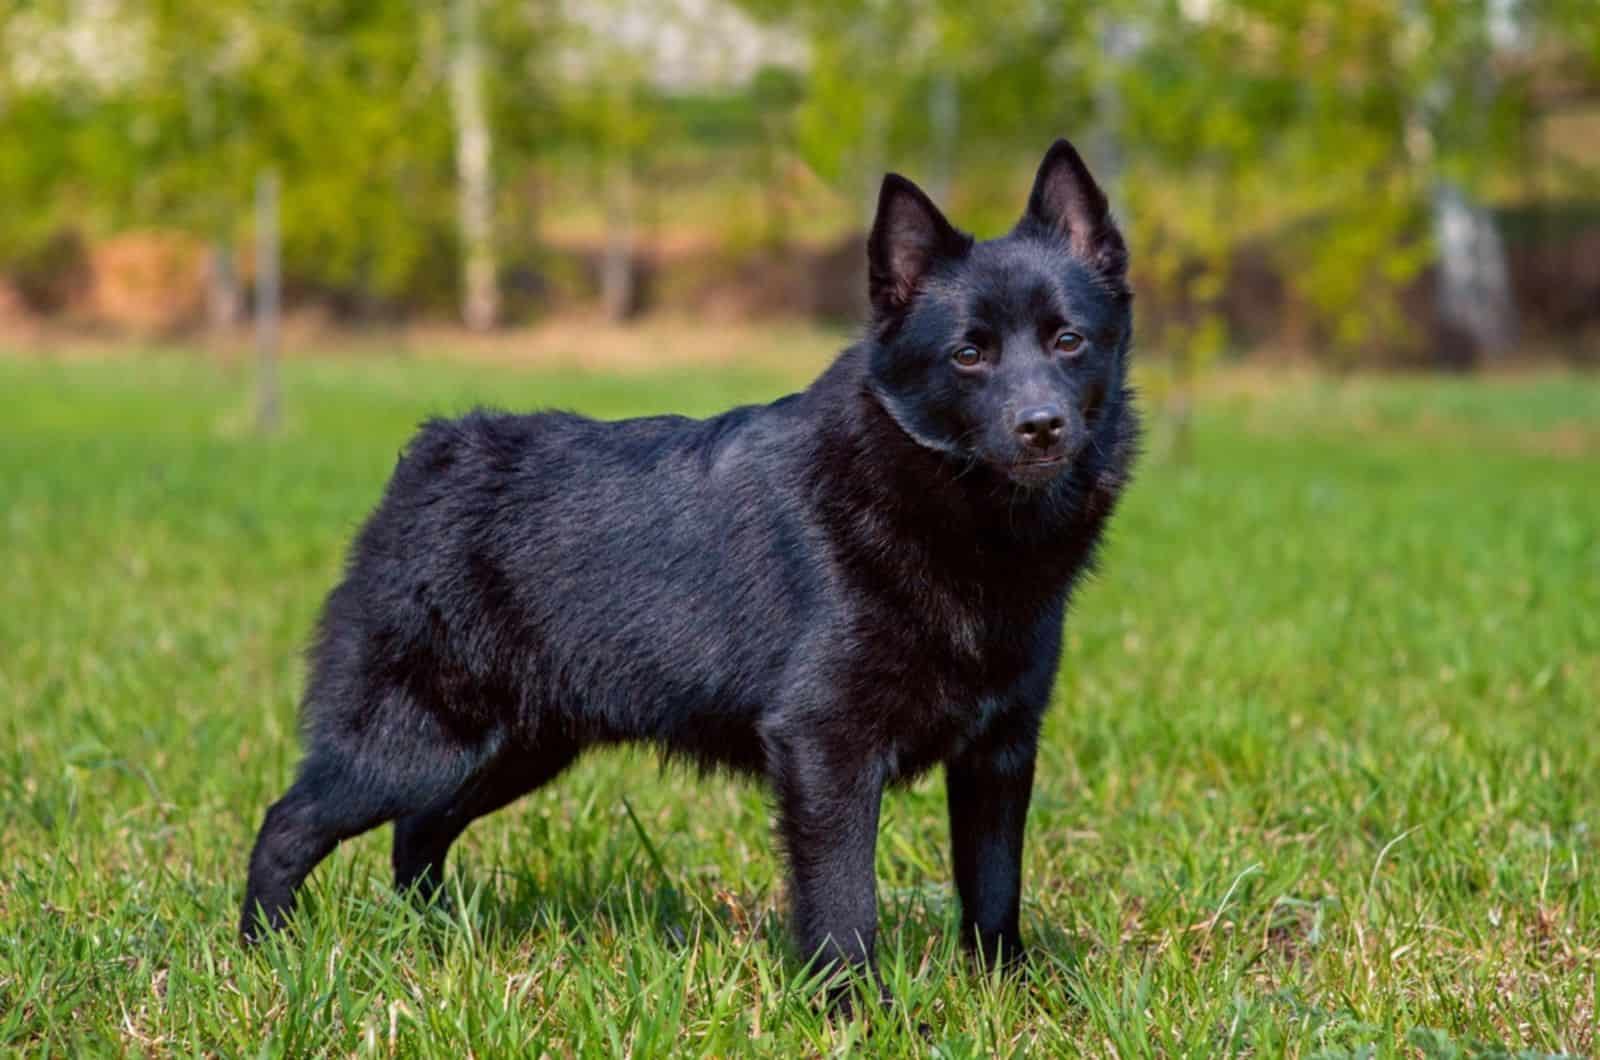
309,393,836,774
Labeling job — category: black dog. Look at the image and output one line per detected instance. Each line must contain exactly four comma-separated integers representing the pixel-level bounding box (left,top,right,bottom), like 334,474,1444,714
241,138,1139,998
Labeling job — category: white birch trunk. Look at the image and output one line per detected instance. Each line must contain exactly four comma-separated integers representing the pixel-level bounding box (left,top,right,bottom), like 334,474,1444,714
451,0,498,331
1433,182,1517,364
1417,0,1521,366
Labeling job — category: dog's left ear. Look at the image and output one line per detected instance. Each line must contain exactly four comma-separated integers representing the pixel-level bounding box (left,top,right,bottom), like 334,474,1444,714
1023,138,1128,282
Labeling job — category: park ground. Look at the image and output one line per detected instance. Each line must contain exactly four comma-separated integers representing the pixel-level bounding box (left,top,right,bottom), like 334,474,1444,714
1,341,1597,1056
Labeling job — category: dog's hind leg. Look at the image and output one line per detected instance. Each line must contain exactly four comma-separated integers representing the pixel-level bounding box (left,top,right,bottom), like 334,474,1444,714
239,751,396,943
391,735,580,902
240,711,505,943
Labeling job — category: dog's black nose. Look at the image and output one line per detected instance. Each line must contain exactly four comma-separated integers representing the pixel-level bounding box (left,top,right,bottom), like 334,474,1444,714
1014,405,1066,450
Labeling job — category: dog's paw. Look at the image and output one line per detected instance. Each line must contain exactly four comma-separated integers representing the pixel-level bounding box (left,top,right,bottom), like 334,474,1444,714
966,931,1030,974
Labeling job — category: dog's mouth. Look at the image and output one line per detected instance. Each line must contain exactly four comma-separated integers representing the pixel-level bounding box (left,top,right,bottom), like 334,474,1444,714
1006,454,1069,487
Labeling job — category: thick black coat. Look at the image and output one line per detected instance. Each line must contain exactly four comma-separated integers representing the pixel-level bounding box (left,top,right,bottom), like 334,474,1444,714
241,139,1140,994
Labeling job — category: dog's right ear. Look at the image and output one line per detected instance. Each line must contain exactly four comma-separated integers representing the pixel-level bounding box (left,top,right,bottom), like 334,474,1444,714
867,174,971,319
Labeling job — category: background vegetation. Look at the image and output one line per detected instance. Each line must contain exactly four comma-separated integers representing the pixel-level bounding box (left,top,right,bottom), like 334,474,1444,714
3,0,1600,367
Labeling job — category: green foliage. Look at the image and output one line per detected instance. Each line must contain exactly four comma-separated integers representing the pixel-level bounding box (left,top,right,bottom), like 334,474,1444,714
0,0,557,308
2,351,1597,1054
1,0,1597,351
746,0,1598,364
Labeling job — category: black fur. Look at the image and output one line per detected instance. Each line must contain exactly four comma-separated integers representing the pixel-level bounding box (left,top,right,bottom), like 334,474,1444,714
240,138,1139,998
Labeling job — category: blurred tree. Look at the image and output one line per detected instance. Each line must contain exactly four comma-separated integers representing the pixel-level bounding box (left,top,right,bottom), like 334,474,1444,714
1406,0,1527,368
3,0,1597,360
450,0,499,330
0,0,150,290
549,0,676,321
741,0,1598,370
749,66,806,247
748,0,1088,233
0,0,555,320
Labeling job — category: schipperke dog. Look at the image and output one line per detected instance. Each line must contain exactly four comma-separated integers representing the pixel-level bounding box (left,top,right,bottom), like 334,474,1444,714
241,138,1139,1002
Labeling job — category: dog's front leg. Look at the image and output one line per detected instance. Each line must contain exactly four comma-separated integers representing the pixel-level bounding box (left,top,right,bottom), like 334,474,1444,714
769,731,887,1010
945,722,1039,969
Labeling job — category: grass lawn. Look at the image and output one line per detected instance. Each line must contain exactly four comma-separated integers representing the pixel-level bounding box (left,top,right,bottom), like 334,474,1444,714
1,351,1596,1057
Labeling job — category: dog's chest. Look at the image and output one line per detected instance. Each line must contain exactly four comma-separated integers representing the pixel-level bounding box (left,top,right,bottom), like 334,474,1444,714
881,690,1015,782
868,614,1045,781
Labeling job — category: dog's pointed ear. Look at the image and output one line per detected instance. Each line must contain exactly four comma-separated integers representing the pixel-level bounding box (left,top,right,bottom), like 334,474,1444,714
1023,138,1127,281
868,174,971,318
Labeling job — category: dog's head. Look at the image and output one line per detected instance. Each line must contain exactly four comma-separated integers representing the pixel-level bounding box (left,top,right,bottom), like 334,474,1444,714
865,138,1132,489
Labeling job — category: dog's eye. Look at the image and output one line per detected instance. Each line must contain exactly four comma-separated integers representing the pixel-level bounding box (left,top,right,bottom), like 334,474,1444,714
1054,331,1085,355
951,346,983,368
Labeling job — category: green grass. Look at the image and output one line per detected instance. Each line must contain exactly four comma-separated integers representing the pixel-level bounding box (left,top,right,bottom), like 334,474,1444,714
2,352,1597,1057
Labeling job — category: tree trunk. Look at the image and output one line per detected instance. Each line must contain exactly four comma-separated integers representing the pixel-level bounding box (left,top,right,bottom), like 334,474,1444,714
450,0,497,331
1092,18,1136,201
860,95,888,230
206,238,241,337
600,155,638,322
1432,182,1517,369
254,172,281,434
1420,0,1522,370
927,74,958,204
